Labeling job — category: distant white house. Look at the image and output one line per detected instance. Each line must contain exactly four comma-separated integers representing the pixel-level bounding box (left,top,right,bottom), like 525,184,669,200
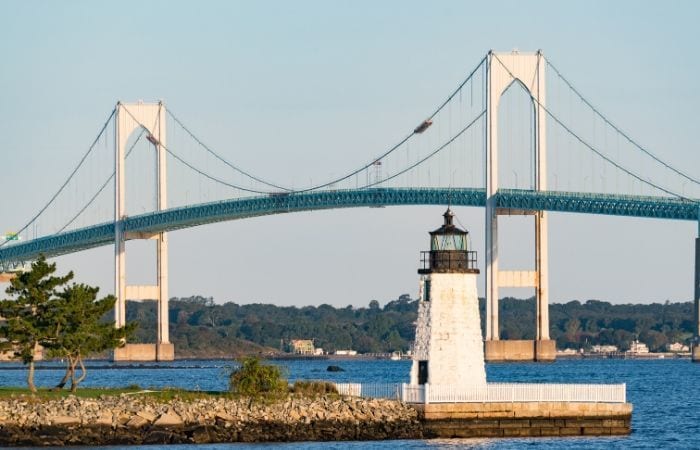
287,339,315,355
627,340,649,354
558,348,578,355
591,345,618,353
666,342,689,352
334,350,357,356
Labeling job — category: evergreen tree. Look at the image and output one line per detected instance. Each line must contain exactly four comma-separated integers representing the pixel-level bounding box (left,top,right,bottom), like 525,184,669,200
0,256,73,393
45,283,135,392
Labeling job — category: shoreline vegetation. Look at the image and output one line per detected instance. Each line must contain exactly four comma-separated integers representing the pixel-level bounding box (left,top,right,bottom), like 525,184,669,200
127,295,694,359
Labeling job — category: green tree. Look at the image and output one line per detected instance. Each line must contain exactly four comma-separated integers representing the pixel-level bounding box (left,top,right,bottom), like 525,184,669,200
0,256,73,393
229,356,287,397
45,283,135,392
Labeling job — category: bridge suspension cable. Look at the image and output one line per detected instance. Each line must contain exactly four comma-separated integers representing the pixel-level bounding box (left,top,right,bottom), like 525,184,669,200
546,58,700,186
288,56,487,193
128,102,486,197
57,128,147,233
361,110,485,189
167,109,293,192
493,54,693,201
120,106,276,195
0,108,117,249
165,57,487,195
492,54,692,201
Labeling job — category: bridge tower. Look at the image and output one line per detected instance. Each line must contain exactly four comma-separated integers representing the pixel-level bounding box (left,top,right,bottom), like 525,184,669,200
484,50,555,361
113,101,173,361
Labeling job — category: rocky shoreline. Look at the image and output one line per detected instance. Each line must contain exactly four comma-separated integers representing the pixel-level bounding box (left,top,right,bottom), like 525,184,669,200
0,394,422,446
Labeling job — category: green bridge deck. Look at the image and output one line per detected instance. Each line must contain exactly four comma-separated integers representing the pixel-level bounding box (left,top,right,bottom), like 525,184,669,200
0,187,697,265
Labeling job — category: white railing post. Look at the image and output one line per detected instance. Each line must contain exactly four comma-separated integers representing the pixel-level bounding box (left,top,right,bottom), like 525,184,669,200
424,383,430,405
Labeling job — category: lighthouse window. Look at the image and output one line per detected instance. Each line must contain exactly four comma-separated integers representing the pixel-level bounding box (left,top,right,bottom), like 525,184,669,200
423,280,431,302
431,234,466,251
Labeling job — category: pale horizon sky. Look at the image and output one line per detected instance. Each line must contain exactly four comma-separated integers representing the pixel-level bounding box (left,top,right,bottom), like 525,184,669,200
1,1,699,308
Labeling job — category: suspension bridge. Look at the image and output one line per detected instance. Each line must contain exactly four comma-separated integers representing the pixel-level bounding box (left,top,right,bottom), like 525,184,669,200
1,50,698,361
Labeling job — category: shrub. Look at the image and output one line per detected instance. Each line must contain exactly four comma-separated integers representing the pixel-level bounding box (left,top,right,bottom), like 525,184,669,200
229,357,287,397
291,380,338,395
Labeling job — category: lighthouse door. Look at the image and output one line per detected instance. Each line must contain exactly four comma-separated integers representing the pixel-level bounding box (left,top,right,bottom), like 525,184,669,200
418,361,428,385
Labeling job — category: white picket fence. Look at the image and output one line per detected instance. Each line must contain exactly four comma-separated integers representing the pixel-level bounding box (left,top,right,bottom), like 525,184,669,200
333,382,626,404
332,382,402,399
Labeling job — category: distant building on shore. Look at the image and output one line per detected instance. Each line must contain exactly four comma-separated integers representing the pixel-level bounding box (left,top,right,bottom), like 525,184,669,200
334,350,357,356
558,348,579,355
666,342,689,352
591,345,619,353
286,339,315,355
627,340,649,354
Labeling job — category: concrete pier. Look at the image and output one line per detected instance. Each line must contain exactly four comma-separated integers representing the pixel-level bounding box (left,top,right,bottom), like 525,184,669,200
113,343,174,362
484,339,556,362
414,401,632,438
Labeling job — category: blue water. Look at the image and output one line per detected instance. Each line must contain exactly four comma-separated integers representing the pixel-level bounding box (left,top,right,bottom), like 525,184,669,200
2,358,698,449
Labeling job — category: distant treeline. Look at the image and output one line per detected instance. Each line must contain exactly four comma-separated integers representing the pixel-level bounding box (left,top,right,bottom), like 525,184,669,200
125,295,695,357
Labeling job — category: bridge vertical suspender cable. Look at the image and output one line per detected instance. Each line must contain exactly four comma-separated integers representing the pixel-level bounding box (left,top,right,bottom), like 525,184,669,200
491,53,693,201
165,56,488,195
57,128,148,233
546,58,700,186
0,108,117,249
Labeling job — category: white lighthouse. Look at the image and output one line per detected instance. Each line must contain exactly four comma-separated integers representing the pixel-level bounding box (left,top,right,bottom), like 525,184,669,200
410,209,486,388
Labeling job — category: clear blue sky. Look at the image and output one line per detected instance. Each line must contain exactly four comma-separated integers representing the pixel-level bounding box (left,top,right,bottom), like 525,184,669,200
1,1,699,307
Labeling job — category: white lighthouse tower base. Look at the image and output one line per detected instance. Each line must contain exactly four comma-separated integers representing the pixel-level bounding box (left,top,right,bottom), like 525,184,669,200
409,209,485,389
410,273,486,388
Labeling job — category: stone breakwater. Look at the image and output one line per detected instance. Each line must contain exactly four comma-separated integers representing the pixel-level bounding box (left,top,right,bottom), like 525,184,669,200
0,395,422,446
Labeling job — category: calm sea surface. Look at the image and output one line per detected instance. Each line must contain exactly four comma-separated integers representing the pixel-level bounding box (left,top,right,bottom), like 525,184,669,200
1,358,698,449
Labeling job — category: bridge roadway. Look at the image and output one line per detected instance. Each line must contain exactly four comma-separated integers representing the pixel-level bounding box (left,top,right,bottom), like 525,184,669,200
0,187,698,267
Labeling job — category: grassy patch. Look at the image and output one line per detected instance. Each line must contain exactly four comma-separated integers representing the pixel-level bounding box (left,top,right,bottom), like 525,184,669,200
291,380,339,396
0,386,232,401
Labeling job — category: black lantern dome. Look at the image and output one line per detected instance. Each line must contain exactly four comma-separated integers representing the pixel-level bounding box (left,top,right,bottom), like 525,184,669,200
419,208,478,274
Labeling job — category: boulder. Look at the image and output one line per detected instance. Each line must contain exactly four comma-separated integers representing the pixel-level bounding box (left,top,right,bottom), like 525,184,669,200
136,410,157,423
154,411,184,427
51,415,80,426
126,415,150,428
